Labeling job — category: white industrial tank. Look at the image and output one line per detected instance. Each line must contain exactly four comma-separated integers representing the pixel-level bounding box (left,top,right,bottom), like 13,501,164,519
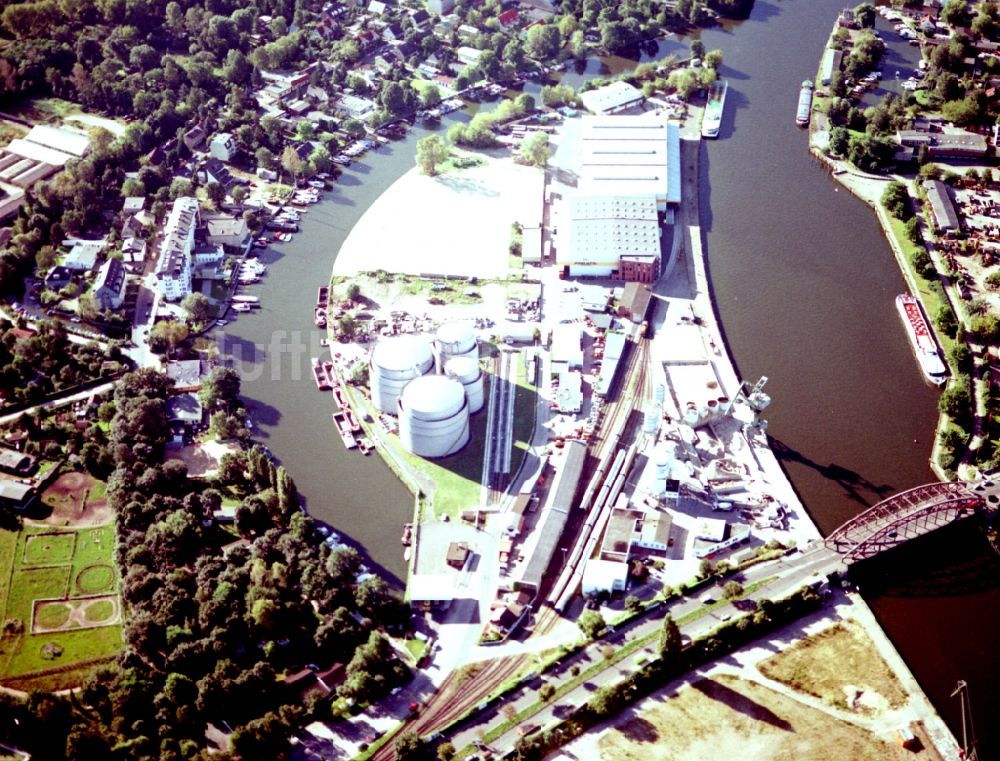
398,375,470,458
435,321,478,367
654,442,675,481
444,356,484,414
369,334,434,413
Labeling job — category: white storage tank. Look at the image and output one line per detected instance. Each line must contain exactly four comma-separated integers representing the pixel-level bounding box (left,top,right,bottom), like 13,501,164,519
654,442,676,481
398,375,470,458
369,335,434,413
435,321,478,366
444,356,485,414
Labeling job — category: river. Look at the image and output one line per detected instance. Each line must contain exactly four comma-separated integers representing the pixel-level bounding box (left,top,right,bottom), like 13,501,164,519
220,1,997,754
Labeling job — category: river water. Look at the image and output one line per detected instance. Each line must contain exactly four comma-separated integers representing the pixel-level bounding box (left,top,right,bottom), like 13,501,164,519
221,0,997,753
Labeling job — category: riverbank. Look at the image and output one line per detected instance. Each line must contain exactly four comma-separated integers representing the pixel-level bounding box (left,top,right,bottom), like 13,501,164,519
805,22,981,483
677,114,961,760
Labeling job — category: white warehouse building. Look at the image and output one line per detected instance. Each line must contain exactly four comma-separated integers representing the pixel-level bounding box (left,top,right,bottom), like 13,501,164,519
369,335,434,413
435,321,478,368
398,375,470,458
444,356,485,414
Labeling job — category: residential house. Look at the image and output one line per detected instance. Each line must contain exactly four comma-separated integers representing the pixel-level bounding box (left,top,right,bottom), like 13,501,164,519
63,240,103,271
44,265,74,291
122,196,145,215
155,196,199,301
200,158,239,192
209,133,238,162
167,392,203,440
204,216,251,251
425,0,455,14
337,93,376,120
183,125,207,152
165,359,207,392
121,237,147,268
93,257,128,310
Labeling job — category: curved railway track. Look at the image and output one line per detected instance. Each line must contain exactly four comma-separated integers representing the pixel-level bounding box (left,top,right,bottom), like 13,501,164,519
372,337,654,757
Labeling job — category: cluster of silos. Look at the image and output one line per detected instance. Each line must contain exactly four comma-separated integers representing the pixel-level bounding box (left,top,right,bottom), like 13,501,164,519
434,321,478,368
368,325,482,459
398,375,470,458
444,356,484,414
681,394,733,428
369,335,435,414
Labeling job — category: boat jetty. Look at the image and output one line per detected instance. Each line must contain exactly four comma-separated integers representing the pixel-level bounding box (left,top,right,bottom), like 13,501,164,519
701,80,728,139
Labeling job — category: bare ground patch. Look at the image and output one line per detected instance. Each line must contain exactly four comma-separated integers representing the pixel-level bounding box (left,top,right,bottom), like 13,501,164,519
37,472,112,528
593,675,919,761
757,620,908,713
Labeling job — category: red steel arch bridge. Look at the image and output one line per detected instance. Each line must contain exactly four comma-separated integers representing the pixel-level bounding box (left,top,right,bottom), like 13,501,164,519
824,480,1000,563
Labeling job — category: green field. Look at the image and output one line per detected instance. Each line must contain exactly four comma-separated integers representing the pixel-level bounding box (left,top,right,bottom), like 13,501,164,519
0,504,122,690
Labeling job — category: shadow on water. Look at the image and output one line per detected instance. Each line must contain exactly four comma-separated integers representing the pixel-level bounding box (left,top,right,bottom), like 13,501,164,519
716,62,751,82
850,521,1000,599
716,86,749,141
768,436,896,508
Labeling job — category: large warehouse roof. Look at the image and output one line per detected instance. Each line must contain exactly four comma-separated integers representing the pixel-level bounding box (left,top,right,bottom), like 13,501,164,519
560,194,660,267
520,440,588,589
578,116,681,207
579,81,644,114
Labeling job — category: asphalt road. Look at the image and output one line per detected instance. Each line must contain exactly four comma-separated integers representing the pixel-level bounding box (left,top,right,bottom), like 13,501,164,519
447,545,843,755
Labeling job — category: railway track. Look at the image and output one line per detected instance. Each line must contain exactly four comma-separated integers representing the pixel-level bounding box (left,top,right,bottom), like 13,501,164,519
372,339,654,757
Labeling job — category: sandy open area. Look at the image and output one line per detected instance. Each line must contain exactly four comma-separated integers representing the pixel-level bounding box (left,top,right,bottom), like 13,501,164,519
333,158,543,278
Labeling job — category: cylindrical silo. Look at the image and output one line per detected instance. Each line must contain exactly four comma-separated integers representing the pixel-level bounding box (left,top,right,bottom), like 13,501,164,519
369,335,434,413
435,321,478,368
444,356,484,414
643,403,661,435
398,375,470,458
654,442,675,482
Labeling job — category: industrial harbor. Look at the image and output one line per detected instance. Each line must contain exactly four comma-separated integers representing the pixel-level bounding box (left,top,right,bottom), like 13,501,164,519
302,93,964,759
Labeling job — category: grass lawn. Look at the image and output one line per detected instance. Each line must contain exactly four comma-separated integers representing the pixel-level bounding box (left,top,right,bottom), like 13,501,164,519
330,272,494,309
593,674,918,761
0,530,17,629
0,513,122,689
756,620,907,711
23,533,76,566
883,208,956,358
389,375,490,519
403,638,428,662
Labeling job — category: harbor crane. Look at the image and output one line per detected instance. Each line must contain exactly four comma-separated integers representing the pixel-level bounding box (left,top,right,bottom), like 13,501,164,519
950,680,978,761
735,376,771,433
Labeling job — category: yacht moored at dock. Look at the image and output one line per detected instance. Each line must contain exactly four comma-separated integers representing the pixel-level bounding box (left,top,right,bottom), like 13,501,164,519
896,294,948,386
796,80,814,127
701,80,728,138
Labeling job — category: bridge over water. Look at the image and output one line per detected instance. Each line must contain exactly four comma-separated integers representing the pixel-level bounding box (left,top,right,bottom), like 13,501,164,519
823,479,1000,563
